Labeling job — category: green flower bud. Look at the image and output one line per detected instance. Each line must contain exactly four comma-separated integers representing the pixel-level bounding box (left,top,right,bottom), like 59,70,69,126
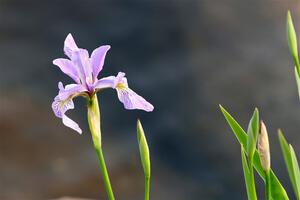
87,94,101,149
137,119,151,178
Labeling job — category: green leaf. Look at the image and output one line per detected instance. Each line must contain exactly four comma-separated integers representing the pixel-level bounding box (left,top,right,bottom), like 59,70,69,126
287,10,300,73
290,145,300,199
278,130,298,199
294,67,300,101
247,108,259,162
241,146,257,200
220,105,289,200
219,105,247,147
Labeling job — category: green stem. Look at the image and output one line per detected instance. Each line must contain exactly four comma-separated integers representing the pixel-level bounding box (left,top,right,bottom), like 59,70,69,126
95,147,115,200
249,158,258,200
87,94,115,200
145,176,150,200
265,170,271,200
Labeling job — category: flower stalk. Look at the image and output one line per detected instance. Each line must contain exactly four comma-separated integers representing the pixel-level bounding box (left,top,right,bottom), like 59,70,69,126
87,94,115,200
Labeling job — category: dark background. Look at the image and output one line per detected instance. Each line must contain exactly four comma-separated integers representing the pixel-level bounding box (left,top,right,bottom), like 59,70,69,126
1,0,300,199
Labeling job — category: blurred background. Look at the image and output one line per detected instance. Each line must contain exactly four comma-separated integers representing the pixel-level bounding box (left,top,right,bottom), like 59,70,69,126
1,0,300,199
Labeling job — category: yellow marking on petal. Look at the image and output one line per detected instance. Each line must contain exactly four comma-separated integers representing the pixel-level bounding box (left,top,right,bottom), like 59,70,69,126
116,83,127,90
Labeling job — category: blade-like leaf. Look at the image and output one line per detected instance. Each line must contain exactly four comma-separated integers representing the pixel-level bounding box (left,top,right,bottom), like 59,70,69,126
241,146,257,200
278,130,298,199
247,108,259,161
287,10,300,73
220,105,289,200
219,105,247,147
290,145,300,199
294,67,300,101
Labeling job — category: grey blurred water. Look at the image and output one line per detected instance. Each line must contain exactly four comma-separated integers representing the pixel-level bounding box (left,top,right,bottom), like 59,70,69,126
1,0,300,199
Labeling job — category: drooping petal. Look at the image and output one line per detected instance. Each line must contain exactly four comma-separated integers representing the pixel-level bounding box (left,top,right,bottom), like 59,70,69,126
91,45,110,79
52,94,74,118
64,33,79,58
53,58,80,83
116,87,154,112
51,82,87,134
95,72,154,112
71,48,93,85
62,115,82,134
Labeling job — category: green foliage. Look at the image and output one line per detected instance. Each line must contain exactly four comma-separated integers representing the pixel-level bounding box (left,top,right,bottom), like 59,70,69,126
241,146,258,200
287,11,300,100
220,105,289,200
247,109,259,164
287,11,300,73
279,130,300,199
294,67,300,100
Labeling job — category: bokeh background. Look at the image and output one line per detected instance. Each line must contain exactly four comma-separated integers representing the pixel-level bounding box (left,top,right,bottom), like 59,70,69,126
1,0,300,199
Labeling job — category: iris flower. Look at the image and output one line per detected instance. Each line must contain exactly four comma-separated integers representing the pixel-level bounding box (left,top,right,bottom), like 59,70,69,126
52,34,154,134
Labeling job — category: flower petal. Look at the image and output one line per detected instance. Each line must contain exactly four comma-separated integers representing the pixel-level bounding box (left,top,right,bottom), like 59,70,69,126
116,87,154,112
71,48,93,85
91,45,110,79
53,58,80,83
94,75,116,90
95,72,154,112
64,33,79,58
62,115,82,134
52,82,87,134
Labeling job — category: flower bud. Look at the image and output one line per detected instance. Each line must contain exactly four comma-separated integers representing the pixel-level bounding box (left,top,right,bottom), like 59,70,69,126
87,94,101,149
137,119,151,178
258,121,271,171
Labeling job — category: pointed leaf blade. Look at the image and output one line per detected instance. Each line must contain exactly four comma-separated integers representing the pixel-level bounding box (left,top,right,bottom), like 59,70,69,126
220,106,289,200
290,145,300,199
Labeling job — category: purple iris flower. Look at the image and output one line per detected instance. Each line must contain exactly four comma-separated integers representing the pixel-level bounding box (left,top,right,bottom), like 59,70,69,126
52,34,154,134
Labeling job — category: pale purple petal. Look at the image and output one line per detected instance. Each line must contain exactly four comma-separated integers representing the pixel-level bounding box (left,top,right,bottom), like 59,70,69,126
113,72,127,87
94,75,116,90
95,72,153,111
71,49,93,85
58,83,87,100
62,115,82,134
53,58,80,83
91,45,110,79
52,94,74,118
117,87,154,112
64,33,79,58
52,82,87,134
94,72,126,90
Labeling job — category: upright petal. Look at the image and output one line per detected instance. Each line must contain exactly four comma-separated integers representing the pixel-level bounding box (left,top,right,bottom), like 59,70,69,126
72,48,93,86
91,45,110,79
53,58,80,83
52,82,87,134
64,33,79,58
